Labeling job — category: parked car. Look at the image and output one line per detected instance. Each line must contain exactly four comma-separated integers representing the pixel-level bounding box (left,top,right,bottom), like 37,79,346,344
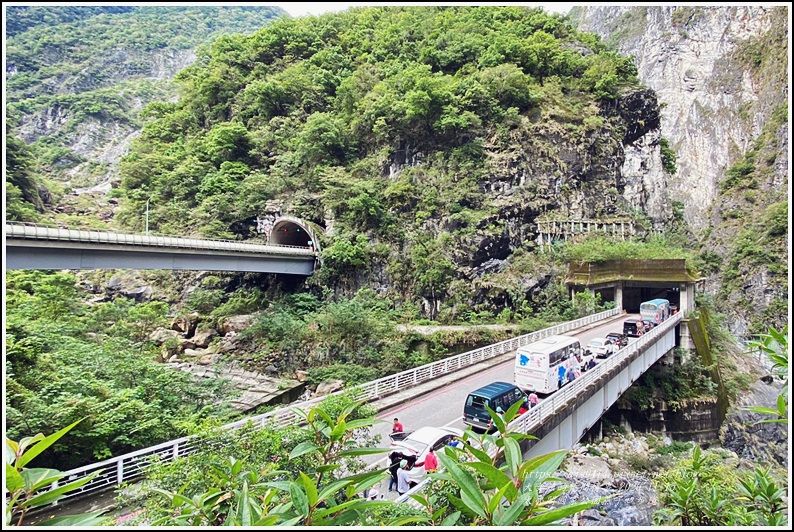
389,426,465,483
585,337,616,359
605,332,628,349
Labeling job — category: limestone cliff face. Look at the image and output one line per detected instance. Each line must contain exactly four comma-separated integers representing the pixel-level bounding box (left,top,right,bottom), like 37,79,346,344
573,6,788,335
572,6,784,232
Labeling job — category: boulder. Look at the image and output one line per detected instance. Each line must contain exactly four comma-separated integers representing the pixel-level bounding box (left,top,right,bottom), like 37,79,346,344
217,333,241,353
295,370,309,382
315,379,345,396
171,312,200,336
198,354,217,366
184,347,212,358
178,338,196,351
149,327,181,344
220,314,256,334
192,327,218,348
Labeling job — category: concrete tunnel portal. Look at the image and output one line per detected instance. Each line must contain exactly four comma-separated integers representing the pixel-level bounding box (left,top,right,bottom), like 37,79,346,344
269,218,320,252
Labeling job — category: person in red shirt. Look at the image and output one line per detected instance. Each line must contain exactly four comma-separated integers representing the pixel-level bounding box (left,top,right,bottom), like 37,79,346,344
392,418,404,433
417,448,438,473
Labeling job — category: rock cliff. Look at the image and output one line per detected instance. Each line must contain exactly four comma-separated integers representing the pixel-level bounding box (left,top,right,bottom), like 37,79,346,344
572,6,788,335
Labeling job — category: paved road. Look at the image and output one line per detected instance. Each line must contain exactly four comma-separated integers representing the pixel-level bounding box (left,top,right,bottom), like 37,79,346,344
365,313,639,500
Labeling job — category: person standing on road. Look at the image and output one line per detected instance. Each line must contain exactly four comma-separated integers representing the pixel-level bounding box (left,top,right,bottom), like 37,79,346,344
388,450,403,492
417,448,438,473
529,388,539,408
392,418,404,433
396,459,411,496
558,363,566,389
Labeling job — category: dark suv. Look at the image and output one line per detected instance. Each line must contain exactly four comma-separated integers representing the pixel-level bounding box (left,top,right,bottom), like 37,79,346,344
623,319,644,337
606,332,628,349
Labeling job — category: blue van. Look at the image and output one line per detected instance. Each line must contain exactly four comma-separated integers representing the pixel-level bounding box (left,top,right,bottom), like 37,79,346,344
463,381,527,431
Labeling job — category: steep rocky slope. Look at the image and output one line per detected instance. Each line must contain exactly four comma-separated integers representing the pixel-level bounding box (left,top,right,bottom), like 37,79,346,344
571,6,788,335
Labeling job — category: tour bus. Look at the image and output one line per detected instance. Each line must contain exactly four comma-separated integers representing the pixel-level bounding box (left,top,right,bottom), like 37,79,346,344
514,335,581,394
639,298,671,326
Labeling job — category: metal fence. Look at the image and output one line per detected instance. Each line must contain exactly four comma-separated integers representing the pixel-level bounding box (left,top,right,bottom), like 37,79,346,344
48,307,621,502
394,312,682,504
5,222,313,256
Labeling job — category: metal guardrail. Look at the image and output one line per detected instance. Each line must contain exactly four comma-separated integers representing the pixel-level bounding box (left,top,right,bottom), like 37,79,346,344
48,307,622,502
4,222,315,256
394,312,682,504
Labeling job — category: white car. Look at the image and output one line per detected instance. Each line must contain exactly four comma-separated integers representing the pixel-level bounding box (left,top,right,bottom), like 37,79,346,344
389,426,464,483
585,337,615,359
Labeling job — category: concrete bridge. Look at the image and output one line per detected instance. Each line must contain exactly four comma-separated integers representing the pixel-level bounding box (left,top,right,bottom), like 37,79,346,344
37,308,687,510
4,220,319,275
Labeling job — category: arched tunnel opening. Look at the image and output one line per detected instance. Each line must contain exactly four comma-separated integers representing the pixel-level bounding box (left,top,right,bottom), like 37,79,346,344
270,220,314,249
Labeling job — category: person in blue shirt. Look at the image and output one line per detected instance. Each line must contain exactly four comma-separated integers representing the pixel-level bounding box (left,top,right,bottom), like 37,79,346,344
558,363,567,388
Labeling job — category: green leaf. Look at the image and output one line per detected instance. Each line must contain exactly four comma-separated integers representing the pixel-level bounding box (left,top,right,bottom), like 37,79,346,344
440,510,462,525
289,441,320,460
317,478,355,502
312,498,389,519
38,510,107,526
437,452,485,514
299,472,318,508
289,482,309,518
5,464,24,493
519,450,567,488
329,420,347,441
495,490,532,526
522,498,604,526
23,471,100,509
389,515,431,526
485,405,507,435
337,447,392,457
20,468,67,493
236,481,253,526
504,437,521,477
487,481,514,516
460,487,488,520
17,419,84,469
463,461,516,500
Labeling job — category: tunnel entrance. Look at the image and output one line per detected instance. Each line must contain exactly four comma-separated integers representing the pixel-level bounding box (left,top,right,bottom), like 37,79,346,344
270,220,313,249
621,285,681,313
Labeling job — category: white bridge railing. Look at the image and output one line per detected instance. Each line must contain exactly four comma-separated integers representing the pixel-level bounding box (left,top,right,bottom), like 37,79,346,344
5,222,314,256
395,312,682,504
48,307,622,502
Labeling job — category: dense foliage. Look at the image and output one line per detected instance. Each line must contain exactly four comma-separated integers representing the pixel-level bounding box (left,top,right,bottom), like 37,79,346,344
113,5,640,321
5,5,136,37
4,271,238,469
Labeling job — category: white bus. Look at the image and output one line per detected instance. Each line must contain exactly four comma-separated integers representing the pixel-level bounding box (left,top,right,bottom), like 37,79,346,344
514,335,582,394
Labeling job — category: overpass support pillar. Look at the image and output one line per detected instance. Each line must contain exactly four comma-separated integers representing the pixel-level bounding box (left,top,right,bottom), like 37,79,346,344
677,282,696,351
615,282,623,309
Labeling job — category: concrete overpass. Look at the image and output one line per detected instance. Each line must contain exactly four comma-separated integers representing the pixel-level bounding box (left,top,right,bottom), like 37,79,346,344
4,222,318,275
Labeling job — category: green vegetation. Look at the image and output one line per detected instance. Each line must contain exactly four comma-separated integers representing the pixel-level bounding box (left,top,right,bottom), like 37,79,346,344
119,397,604,526
660,137,677,174
653,445,787,526
4,270,238,470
